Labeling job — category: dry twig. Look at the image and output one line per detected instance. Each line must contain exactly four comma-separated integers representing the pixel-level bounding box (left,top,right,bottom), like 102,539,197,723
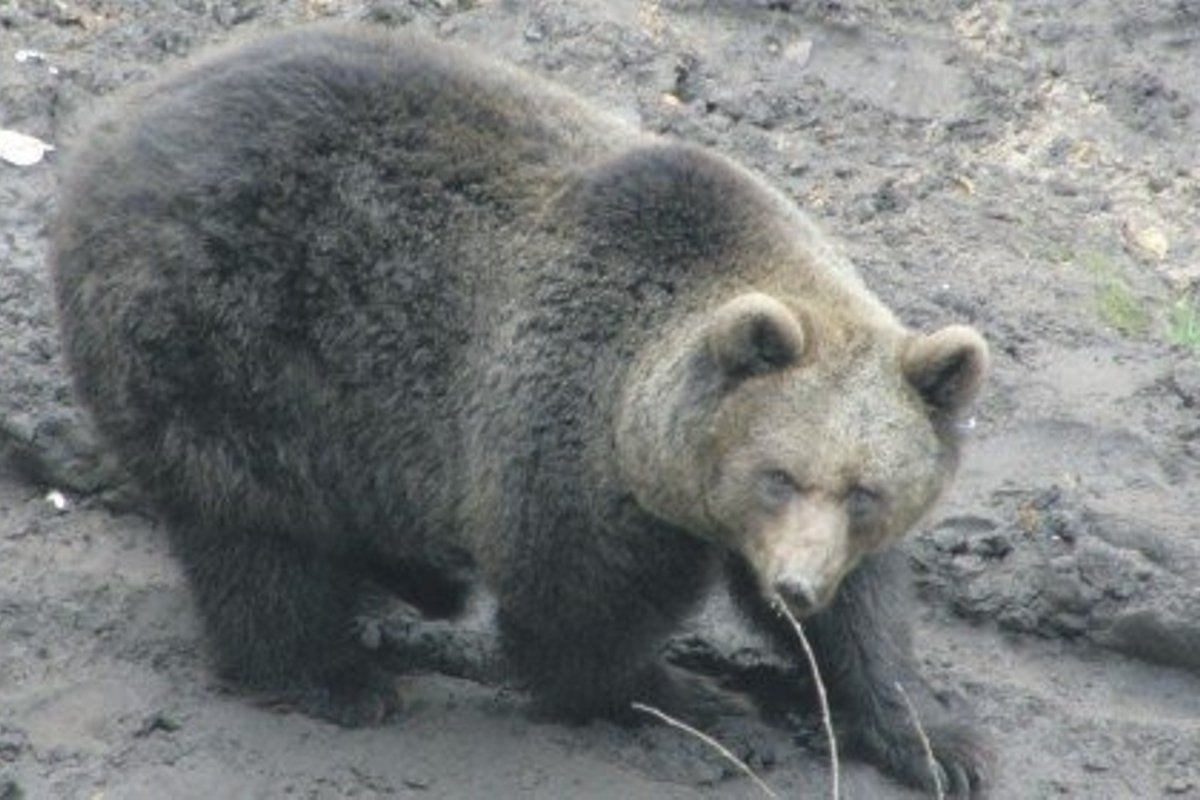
774,597,840,800
630,702,779,799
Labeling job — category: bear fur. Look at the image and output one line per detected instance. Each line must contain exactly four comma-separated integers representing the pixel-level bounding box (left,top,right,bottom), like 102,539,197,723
52,23,989,795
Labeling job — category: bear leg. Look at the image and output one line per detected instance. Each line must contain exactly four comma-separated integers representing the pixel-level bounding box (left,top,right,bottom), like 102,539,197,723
729,550,990,796
168,524,398,726
493,525,720,725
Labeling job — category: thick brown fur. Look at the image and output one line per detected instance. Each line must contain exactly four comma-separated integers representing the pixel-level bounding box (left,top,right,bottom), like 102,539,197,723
53,23,989,795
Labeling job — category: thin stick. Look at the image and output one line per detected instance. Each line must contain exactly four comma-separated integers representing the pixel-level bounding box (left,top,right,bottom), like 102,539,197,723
630,702,779,799
894,681,945,800
774,597,840,800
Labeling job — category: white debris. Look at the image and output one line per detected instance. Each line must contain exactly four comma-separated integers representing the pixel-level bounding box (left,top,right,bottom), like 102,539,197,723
14,49,57,74
783,39,813,68
1124,221,1169,262
0,129,54,167
46,490,70,512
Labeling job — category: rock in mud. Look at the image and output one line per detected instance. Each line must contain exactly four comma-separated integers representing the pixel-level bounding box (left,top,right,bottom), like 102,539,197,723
913,484,1200,675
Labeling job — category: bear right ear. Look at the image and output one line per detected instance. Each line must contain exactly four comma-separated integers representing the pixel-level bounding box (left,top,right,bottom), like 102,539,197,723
706,293,806,380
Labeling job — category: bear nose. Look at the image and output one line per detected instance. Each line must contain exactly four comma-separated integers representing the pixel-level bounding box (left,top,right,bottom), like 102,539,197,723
774,577,820,616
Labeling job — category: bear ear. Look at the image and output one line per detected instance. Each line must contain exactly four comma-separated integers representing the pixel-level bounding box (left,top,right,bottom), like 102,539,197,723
706,293,806,380
902,325,989,414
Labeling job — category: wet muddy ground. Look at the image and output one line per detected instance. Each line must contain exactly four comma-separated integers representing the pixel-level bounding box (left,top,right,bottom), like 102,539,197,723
2,1,1198,798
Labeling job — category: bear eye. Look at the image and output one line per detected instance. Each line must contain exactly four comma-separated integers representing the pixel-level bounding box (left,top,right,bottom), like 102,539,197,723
845,485,883,521
759,469,798,504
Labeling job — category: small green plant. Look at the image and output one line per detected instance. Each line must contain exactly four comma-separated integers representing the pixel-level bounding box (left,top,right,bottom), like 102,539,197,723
1072,250,1150,337
1076,249,1119,278
1167,294,1200,350
1096,278,1149,336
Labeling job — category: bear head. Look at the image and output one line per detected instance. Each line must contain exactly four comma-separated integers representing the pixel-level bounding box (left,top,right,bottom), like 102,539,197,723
616,290,988,617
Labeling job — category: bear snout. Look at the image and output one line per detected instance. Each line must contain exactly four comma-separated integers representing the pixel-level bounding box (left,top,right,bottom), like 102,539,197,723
742,494,852,618
773,576,822,616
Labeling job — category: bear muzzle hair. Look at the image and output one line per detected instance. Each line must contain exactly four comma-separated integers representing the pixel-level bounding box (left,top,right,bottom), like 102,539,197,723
740,492,857,616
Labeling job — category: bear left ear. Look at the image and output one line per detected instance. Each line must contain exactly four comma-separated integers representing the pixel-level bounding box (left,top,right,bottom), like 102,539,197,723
902,325,989,414
706,293,806,380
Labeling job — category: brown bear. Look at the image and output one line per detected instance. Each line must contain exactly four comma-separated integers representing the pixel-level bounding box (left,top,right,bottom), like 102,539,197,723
51,23,989,795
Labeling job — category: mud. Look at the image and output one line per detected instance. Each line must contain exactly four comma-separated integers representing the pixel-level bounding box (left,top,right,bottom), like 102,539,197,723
2,1,1198,798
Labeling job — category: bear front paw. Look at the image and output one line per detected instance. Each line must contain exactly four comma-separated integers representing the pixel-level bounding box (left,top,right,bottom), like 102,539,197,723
631,663,758,729
855,716,990,797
